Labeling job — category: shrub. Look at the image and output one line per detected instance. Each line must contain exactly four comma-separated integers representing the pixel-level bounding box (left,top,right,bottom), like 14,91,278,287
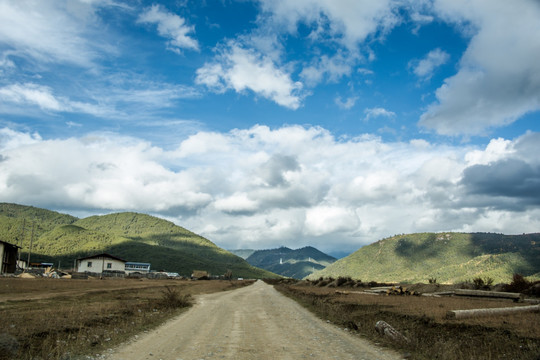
317,279,330,287
503,273,531,293
472,277,494,290
157,286,192,309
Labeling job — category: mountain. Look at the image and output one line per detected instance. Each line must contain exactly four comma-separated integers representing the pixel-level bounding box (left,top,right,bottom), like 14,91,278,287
307,232,540,284
0,203,277,279
229,249,256,259
245,246,337,279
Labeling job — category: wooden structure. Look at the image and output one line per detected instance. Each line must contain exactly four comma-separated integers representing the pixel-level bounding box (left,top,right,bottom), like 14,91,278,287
0,240,21,274
453,289,523,302
447,305,540,319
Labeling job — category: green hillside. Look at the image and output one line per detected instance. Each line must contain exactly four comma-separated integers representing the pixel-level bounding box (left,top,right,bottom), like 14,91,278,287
0,203,277,279
307,232,540,284
0,203,78,243
246,246,336,279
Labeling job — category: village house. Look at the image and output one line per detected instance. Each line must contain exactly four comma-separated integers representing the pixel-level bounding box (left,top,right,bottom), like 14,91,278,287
0,240,20,274
125,261,151,274
76,253,126,274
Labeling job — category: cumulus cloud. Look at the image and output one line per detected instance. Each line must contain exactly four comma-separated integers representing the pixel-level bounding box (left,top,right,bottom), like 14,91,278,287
419,0,540,135
195,43,304,109
458,133,540,210
258,0,400,50
0,131,212,213
409,48,449,80
461,159,540,205
137,4,199,53
2,125,539,254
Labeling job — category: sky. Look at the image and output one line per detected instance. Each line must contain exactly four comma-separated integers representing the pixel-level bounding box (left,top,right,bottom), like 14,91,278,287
1,0,539,257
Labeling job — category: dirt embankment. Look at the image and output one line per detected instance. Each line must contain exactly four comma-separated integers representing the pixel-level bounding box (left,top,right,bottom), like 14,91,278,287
107,280,400,360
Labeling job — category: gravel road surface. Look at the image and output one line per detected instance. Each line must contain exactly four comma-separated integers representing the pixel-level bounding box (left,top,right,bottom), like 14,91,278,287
106,280,401,360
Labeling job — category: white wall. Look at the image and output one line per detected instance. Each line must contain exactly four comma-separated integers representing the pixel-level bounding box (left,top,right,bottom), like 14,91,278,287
77,257,125,273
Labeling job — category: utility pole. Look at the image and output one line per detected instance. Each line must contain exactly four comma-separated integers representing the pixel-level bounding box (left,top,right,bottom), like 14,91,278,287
26,222,35,269
17,219,26,268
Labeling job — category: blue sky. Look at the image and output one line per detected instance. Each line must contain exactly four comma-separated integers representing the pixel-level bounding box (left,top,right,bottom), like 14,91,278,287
1,0,539,257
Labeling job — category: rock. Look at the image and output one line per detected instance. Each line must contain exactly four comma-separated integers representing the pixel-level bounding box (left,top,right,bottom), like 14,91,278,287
375,320,409,344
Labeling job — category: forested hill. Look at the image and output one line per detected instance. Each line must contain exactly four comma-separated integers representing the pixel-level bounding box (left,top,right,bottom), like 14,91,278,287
308,232,540,284
0,203,277,278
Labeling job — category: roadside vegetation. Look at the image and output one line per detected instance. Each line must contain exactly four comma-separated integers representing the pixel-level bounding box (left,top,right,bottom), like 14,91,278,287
0,278,254,360
268,275,540,360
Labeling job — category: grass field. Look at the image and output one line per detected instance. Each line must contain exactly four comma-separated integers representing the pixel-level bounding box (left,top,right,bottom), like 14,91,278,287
271,279,540,360
0,277,254,360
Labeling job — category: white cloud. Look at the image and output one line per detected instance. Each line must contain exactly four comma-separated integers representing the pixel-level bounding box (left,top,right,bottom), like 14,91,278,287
196,43,304,109
0,83,64,111
335,96,358,110
0,0,114,67
0,82,115,117
304,206,359,236
137,4,198,53
250,0,402,89
419,0,540,135
300,52,355,86
464,138,513,166
364,107,396,121
0,78,199,120
2,125,539,254
409,48,449,80
258,0,400,50
214,193,259,214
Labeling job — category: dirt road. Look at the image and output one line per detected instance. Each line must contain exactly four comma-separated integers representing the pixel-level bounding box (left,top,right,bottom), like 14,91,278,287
106,280,401,360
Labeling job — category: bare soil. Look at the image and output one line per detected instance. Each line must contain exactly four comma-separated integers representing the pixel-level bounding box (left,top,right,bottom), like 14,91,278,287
106,280,401,360
274,280,540,360
0,277,253,360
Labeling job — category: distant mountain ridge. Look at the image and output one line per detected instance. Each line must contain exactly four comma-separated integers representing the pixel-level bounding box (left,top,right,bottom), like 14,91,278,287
0,203,277,278
308,232,540,283
245,246,336,279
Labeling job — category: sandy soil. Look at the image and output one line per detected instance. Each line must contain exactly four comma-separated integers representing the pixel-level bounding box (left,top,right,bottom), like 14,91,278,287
106,280,401,360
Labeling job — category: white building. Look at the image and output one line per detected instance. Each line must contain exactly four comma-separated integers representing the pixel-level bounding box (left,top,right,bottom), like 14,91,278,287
76,253,126,274
125,262,151,274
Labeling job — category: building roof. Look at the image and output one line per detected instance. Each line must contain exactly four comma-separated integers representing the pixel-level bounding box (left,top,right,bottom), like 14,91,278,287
125,262,151,266
77,253,126,262
0,240,21,249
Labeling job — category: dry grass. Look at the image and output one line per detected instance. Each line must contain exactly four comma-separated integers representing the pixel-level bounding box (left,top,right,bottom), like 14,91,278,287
274,281,540,360
0,278,253,360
